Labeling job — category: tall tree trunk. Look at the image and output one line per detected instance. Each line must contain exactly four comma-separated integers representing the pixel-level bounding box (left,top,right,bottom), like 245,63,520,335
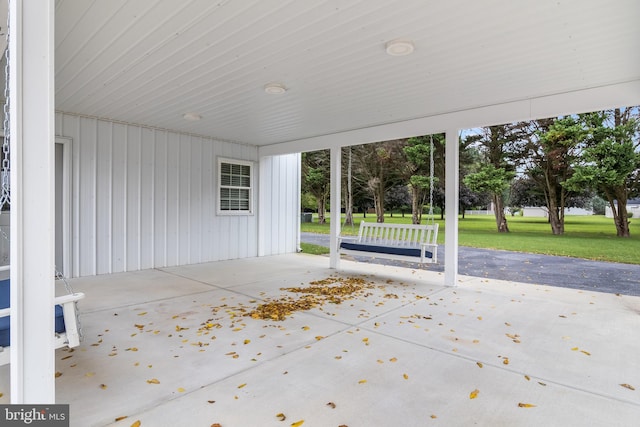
610,196,631,237
493,194,509,232
344,147,353,226
374,188,385,223
546,184,564,235
317,196,326,224
411,186,422,224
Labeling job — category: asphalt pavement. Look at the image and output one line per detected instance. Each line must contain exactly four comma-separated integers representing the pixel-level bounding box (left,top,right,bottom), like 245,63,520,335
300,232,640,296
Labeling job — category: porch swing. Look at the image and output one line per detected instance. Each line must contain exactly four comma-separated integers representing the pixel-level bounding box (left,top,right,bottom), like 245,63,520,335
337,135,439,264
0,29,84,365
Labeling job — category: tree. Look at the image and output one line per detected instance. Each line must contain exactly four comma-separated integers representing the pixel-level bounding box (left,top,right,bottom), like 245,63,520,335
565,108,640,237
385,185,411,217
464,165,515,231
462,124,525,232
524,117,584,234
301,150,330,224
342,146,354,226
352,140,405,222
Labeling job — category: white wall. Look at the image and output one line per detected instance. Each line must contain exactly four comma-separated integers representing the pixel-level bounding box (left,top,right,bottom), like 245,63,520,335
258,153,301,256
56,112,275,277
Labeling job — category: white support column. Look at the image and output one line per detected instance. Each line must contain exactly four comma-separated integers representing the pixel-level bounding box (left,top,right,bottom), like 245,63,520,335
9,0,56,403
329,146,341,269
444,129,460,287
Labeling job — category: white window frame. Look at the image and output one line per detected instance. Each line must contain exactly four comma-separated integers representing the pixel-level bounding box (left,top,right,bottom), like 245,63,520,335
217,157,254,215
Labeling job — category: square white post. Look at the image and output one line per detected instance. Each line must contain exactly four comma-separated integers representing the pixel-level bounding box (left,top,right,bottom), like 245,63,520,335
329,146,341,269
9,0,56,403
444,129,459,286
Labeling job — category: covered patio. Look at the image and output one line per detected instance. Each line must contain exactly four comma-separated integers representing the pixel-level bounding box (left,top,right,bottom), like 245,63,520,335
2,0,639,419
2,253,639,425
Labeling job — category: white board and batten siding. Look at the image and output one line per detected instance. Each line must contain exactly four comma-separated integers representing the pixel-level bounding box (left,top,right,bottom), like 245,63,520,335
258,153,301,257
56,112,300,278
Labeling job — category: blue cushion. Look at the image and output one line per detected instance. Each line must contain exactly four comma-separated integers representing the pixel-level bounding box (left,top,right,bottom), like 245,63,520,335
340,242,433,259
0,279,66,347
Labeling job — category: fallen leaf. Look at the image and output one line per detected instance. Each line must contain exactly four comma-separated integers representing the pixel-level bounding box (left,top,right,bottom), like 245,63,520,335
389,357,398,362
518,403,536,408
244,339,251,345
476,362,483,368
237,383,247,389
137,312,147,316
146,378,160,384
326,402,336,409
55,372,62,378
315,336,324,340
580,350,591,356
571,347,579,351
620,383,636,391
358,379,367,384
469,389,479,399
207,400,216,404
302,326,310,331
276,413,286,421
503,358,509,365
100,384,107,390
177,387,185,393
211,424,222,427
291,421,304,427
524,375,531,381
114,416,127,421
130,421,141,427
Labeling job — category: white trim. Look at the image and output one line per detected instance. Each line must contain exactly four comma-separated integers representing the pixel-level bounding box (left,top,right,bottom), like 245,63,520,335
329,147,341,269
55,136,72,278
258,80,640,157
216,157,255,216
444,129,460,287
9,0,56,403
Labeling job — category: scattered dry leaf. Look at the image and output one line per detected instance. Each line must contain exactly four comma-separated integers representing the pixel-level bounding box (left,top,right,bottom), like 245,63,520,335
146,378,160,384
620,383,635,391
211,424,222,427
55,372,62,378
326,402,336,409
130,421,141,427
403,373,409,380
358,379,367,384
177,387,185,393
518,403,536,408
580,350,591,356
291,421,304,427
276,413,286,421
100,384,107,390
430,414,437,419
244,339,251,345
389,357,397,362
469,389,479,399
237,383,247,389
503,358,509,365
114,416,127,421
524,375,531,381
476,362,483,368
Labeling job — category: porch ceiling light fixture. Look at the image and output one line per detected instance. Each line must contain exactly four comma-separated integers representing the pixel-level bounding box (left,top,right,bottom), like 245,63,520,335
183,112,202,121
385,39,415,56
264,83,287,94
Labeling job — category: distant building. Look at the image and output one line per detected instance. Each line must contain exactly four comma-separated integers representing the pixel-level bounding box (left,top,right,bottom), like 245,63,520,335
605,198,640,218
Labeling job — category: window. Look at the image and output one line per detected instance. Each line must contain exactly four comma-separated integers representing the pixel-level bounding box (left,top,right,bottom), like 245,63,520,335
218,158,253,214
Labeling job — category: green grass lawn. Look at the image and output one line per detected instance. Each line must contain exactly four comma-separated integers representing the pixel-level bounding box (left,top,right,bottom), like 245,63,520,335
301,213,640,265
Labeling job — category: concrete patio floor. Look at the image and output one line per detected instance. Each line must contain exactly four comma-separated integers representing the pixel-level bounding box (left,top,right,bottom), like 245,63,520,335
1,253,639,426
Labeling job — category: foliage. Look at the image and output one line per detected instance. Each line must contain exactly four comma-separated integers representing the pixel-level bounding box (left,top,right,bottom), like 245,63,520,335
301,150,330,223
565,108,640,237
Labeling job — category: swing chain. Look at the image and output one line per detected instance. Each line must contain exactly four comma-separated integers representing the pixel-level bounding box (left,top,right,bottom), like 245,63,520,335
1,4,10,209
428,134,434,223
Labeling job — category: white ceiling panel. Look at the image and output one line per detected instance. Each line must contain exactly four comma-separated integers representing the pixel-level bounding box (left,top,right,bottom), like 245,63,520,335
53,0,640,148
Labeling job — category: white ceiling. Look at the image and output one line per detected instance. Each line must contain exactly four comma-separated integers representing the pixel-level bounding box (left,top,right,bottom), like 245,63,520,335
54,0,640,151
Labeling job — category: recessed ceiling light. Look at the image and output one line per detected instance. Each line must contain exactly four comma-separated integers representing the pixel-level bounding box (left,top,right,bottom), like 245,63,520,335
264,83,287,94
385,39,415,56
183,112,202,121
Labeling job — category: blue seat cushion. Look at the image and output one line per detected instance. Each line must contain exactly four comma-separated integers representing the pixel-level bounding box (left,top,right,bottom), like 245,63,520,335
340,242,433,259
0,279,66,347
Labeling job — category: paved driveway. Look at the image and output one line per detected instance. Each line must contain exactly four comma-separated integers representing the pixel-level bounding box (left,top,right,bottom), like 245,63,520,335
301,232,640,296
